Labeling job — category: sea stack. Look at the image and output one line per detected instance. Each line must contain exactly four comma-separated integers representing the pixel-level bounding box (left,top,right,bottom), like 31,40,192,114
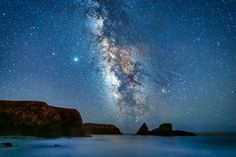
137,123,149,135
150,123,173,136
136,122,196,136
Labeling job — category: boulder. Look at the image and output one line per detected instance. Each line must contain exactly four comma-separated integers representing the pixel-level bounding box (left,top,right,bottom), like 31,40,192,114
0,100,86,137
83,123,122,135
137,123,149,135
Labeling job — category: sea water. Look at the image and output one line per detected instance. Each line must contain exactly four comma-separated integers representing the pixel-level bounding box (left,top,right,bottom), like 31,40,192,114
0,135,236,157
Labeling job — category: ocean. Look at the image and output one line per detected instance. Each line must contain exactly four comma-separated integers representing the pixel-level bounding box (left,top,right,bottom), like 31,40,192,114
0,135,236,157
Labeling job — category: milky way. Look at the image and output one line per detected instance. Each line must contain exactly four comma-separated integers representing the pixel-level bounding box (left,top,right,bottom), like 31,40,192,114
86,0,151,122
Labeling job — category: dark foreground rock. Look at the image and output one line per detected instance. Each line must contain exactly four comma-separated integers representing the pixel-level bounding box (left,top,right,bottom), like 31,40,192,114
83,123,122,135
137,123,196,136
150,123,173,136
137,123,149,135
0,100,86,137
0,142,13,147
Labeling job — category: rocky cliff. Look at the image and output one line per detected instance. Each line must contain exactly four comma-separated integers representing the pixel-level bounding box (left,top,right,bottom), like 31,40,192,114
83,123,122,135
0,100,86,137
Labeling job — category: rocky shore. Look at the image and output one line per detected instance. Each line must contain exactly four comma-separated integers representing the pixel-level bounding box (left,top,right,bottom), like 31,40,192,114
0,100,195,137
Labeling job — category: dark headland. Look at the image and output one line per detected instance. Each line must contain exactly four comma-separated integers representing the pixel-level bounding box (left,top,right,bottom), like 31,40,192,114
0,100,195,137
0,100,86,137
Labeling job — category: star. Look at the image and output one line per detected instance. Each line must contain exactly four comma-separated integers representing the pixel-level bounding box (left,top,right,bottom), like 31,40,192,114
73,57,79,62
161,88,168,94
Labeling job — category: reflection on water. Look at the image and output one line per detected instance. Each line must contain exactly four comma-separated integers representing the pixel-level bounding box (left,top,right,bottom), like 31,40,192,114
0,136,236,157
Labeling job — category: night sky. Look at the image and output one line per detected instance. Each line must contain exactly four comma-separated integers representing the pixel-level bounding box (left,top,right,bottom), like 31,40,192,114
0,0,236,132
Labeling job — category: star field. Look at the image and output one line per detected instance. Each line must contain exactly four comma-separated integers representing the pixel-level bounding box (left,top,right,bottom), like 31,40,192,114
0,0,236,132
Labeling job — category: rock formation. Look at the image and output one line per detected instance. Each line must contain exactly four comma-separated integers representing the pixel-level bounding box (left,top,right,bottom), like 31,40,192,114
150,123,173,136
0,100,86,137
137,122,196,136
83,123,122,135
136,123,149,135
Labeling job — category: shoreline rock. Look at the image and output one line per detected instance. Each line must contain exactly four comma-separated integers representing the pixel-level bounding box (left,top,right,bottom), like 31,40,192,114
83,123,122,135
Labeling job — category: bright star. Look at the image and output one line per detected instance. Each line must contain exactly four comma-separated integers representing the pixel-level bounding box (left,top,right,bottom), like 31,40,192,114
73,57,79,62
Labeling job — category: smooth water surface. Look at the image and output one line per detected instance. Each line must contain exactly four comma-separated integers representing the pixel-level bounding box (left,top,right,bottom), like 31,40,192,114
0,135,236,157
